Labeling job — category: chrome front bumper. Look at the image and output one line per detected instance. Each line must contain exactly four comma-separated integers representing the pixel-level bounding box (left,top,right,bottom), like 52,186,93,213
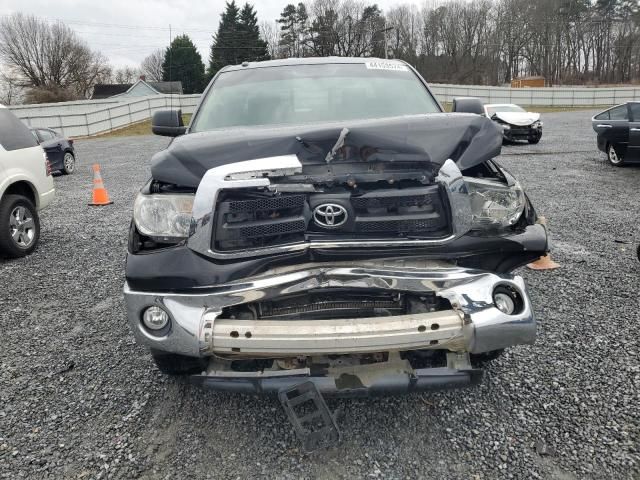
123,260,536,358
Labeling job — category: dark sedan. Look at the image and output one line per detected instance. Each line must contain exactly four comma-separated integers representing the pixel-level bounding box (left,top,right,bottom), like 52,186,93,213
30,128,76,174
592,102,640,166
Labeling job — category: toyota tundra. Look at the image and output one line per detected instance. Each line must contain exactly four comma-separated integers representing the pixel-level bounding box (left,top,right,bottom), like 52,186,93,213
124,58,548,396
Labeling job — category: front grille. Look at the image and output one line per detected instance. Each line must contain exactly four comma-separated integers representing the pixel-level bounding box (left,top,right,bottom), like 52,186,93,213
238,219,307,238
214,194,308,250
357,217,442,233
228,195,305,213
508,126,532,136
212,185,450,253
351,194,433,209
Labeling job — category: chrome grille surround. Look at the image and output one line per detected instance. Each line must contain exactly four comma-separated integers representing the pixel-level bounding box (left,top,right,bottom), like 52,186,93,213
187,156,473,260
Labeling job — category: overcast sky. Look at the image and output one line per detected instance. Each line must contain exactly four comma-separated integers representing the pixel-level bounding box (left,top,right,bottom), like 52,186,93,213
0,0,426,69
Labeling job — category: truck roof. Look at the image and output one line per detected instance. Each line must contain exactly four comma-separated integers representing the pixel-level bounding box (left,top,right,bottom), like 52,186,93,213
221,57,409,72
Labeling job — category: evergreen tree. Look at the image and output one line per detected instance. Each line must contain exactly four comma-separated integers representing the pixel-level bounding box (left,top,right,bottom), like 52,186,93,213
162,34,205,94
278,3,309,57
239,3,269,62
208,1,241,78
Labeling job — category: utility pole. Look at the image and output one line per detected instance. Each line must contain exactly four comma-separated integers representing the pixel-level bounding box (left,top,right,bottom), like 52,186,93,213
376,25,394,59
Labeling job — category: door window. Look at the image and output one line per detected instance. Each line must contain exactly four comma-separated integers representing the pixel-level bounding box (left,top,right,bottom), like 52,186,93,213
594,110,610,120
629,103,640,122
609,105,628,121
37,130,54,142
0,109,38,151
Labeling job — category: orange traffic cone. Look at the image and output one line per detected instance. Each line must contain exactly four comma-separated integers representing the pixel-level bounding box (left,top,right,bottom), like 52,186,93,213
89,164,113,206
527,254,560,271
527,216,559,270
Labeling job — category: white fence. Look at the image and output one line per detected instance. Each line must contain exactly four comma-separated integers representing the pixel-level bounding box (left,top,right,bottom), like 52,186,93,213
429,83,640,106
8,84,640,138
10,94,201,138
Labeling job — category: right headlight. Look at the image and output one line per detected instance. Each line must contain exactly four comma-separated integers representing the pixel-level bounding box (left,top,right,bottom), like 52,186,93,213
133,193,194,240
465,177,525,228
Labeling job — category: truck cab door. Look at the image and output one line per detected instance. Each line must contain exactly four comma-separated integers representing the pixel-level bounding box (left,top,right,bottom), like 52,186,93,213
628,102,640,162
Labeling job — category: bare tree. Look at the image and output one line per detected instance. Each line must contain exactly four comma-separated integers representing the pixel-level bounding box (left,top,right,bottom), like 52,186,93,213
113,66,140,84
261,21,282,59
140,49,165,82
0,67,24,105
0,13,111,102
269,0,639,85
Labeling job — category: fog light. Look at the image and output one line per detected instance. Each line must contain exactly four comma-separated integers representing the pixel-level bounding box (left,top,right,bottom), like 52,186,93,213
494,292,516,314
142,306,170,331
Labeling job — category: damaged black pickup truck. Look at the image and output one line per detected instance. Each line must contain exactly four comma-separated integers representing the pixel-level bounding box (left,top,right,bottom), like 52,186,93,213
124,58,548,397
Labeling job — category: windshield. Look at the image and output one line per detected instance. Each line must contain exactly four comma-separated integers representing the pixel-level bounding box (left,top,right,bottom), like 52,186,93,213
486,105,526,115
191,63,441,131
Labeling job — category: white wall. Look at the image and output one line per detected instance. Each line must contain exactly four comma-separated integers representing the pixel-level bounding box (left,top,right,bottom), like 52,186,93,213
429,83,640,106
10,94,201,138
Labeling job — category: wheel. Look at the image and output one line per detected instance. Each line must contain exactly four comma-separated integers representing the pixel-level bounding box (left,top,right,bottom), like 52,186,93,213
607,144,624,166
150,349,207,375
0,194,40,258
528,133,541,144
62,152,76,174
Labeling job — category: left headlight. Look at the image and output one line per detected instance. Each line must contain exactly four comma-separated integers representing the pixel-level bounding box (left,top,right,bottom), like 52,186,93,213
133,193,194,239
465,177,525,228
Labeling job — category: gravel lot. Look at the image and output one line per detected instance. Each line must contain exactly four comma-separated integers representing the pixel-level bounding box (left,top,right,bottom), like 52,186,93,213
1,110,638,479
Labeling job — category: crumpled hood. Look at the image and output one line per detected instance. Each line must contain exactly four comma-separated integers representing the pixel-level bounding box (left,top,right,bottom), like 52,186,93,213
151,113,503,187
494,111,540,127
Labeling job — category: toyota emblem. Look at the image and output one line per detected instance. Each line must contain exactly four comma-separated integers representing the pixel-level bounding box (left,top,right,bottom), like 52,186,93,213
313,203,348,228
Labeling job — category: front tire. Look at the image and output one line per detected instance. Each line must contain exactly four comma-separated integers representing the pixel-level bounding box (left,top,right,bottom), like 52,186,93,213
62,152,76,174
150,349,207,375
0,194,40,258
608,144,624,166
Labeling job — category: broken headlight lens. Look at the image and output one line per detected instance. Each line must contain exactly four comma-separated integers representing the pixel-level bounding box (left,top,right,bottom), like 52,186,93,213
465,177,525,228
133,193,194,239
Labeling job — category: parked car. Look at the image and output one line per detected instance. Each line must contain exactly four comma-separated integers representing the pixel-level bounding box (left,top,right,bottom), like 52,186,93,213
592,102,640,166
484,104,543,144
30,127,76,174
124,58,548,397
0,105,55,257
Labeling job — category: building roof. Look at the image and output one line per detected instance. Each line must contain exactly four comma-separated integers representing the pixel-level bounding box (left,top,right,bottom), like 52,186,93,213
148,81,183,94
91,84,131,99
91,79,183,99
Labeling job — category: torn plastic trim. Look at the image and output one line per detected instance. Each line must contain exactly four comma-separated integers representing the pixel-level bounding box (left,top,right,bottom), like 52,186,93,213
190,365,482,397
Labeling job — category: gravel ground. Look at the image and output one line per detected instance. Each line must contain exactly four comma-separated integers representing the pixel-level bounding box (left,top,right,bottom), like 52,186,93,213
1,110,638,479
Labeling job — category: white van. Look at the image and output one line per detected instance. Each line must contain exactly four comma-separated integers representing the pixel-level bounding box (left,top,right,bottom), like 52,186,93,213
0,105,55,257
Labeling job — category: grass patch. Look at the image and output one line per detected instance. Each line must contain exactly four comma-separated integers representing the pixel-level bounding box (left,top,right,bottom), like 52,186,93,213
92,114,192,139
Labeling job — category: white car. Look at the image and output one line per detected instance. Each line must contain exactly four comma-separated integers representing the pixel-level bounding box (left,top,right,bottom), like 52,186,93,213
0,105,55,257
484,104,543,144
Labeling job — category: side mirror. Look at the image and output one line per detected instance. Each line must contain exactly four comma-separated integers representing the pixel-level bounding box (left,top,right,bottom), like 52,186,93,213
452,97,484,115
152,110,186,137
